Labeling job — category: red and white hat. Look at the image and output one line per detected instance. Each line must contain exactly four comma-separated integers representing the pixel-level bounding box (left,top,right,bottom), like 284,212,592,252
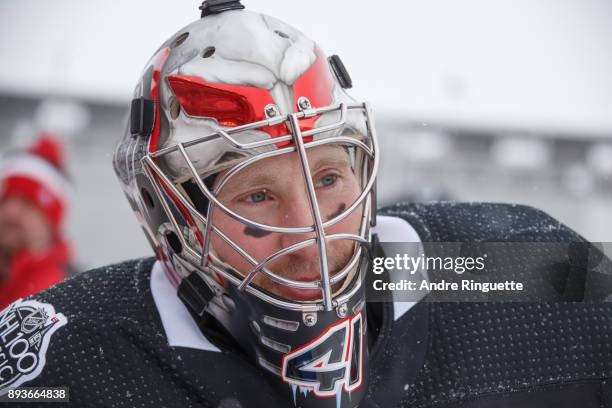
0,134,71,233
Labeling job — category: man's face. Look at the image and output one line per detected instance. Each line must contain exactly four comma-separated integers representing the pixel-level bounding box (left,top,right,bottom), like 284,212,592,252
0,195,53,254
210,145,362,301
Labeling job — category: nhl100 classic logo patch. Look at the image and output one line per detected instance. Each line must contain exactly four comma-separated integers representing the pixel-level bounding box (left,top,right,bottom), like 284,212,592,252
0,299,67,393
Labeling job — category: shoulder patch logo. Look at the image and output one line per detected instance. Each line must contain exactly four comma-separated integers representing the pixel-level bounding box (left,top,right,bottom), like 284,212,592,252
0,299,67,393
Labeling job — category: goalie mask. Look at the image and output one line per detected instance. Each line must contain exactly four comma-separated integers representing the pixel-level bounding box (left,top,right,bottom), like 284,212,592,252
113,2,378,406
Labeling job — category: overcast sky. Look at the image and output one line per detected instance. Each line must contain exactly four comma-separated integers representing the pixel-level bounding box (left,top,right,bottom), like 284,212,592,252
1,0,611,135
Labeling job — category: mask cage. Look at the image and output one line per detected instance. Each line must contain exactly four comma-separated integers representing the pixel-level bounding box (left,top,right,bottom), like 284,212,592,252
141,102,379,311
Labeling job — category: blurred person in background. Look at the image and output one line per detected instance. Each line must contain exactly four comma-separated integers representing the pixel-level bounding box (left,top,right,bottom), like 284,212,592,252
0,134,72,308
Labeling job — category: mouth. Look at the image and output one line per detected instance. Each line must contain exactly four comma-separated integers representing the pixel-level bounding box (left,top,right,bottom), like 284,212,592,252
0,221,21,231
271,272,345,302
253,245,357,302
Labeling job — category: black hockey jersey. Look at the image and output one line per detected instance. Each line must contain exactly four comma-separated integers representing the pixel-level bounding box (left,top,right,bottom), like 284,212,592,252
2,202,612,407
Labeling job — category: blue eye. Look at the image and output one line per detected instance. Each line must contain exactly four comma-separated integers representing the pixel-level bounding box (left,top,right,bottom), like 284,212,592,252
320,174,337,187
249,191,267,203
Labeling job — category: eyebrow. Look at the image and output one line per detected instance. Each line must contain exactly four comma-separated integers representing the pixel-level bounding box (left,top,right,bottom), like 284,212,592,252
310,155,351,173
217,151,351,194
217,172,280,195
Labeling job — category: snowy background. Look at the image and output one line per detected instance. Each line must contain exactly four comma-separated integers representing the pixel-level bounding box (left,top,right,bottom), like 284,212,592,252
0,0,611,269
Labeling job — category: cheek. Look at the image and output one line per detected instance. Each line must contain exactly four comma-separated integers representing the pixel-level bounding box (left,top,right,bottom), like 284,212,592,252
25,210,48,230
210,207,279,273
326,203,363,236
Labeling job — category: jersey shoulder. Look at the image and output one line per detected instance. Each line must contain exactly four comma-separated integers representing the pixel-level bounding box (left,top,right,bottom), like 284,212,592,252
0,258,165,400
375,203,612,407
34,257,157,321
380,201,582,242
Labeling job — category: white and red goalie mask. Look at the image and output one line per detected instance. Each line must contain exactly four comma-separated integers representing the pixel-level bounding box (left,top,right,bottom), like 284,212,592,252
114,2,378,406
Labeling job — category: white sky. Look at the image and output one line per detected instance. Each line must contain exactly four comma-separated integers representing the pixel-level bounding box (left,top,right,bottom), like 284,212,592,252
0,0,611,135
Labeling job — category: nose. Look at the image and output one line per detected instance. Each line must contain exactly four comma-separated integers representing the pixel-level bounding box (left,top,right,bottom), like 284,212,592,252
281,185,314,228
278,185,325,258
